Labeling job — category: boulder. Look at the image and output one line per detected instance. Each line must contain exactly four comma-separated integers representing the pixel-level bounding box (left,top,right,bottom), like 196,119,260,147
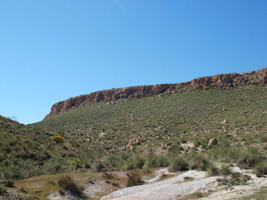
208,138,218,146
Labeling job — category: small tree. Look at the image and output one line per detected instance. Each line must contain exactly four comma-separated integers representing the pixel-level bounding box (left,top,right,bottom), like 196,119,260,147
51,135,65,144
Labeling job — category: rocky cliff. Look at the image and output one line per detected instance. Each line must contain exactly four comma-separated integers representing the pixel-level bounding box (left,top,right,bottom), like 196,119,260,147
44,68,266,120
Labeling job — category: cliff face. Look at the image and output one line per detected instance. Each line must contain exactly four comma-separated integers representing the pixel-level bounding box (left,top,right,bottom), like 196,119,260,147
44,68,267,120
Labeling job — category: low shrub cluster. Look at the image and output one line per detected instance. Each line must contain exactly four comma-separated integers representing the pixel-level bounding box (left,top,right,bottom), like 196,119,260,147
217,173,251,186
169,157,189,172
58,175,84,196
126,172,144,187
254,162,267,177
0,185,6,195
1,180,15,188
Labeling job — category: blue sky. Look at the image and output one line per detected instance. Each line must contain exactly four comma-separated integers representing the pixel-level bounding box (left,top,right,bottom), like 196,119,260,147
0,0,266,124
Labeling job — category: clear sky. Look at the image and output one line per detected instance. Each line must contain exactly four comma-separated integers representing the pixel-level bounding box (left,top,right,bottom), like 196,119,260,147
0,0,266,124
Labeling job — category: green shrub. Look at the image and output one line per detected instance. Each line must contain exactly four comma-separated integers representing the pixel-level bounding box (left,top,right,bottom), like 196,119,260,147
168,144,183,154
20,187,27,193
144,154,169,168
58,175,84,196
260,134,267,143
255,162,267,177
196,191,204,198
157,156,169,167
190,155,211,171
0,186,6,195
127,156,145,170
230,173,251,185
169,157,189,172
106,154,124,169
237,147,265,169
103,172,114,179
219,164,231,176
1,180,15,188
126,172,144,187
93,161,104,173
208,165,219,176
144,154,159,168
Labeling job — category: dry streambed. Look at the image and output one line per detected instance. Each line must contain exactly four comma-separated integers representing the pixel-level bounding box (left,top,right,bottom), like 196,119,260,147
9,167,266,200
101,168,267,200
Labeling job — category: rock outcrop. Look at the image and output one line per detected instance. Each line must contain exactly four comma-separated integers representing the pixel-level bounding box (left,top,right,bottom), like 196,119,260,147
44,68,266,120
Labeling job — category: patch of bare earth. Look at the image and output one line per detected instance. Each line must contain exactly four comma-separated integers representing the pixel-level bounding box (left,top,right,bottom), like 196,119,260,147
101,168,267,200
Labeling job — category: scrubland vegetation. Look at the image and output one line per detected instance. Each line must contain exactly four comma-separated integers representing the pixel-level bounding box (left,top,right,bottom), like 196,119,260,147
0,85,266,199
33,85,266,174
0,85,266,180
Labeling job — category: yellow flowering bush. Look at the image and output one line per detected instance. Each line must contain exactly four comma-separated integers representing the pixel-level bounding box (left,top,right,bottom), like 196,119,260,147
210,83,216,86
204,86,210,90
51,135,65,144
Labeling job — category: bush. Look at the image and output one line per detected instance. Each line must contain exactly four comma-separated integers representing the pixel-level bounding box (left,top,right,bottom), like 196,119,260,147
127,156,145,170
20,187,27,193
144,154,159,168
219,164,231,176
0,186,6,195
169,157,189,172
168,144,183,154
190,155,211,171
144,154,169,168
93,161,104,173
157,156,169,167
103,172,114,179
196,192,204,198
58,175,84,196
107,154,124,169
208,165,219,176
126,172,144,187
255,162,267,177
51,135,65,144
1,180,15,188
230,173,251,185
204,86,210,90
237,147,265,169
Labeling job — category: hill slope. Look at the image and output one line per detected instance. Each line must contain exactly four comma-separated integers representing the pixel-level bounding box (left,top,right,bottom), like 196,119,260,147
33,84,267,174
0,116,72,179
44,68,267,119
36,85,267,151
1,69,266,180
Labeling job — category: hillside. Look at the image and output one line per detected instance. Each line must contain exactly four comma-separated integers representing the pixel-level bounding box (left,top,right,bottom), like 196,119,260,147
44,68,267,119
0,115,72,180
33,84,267,173
1,69,266,181
0,69,266,199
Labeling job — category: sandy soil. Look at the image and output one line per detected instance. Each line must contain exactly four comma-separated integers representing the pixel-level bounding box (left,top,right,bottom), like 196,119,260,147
101,170,217,200
46,167,266,200
101,168,267,200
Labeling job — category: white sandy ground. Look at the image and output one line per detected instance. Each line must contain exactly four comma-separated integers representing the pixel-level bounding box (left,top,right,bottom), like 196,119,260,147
145,168,176,183
101,170,217,200
201,169,267,200
47,167,267,200
101,168,267,200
